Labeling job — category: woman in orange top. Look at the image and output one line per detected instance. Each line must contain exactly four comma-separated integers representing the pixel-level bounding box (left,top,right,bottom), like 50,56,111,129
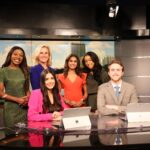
58,54,87,107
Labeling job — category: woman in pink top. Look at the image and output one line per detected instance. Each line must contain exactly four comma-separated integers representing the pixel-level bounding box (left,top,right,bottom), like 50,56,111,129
28,69,68,121
28,121,62,147
58,54,88,107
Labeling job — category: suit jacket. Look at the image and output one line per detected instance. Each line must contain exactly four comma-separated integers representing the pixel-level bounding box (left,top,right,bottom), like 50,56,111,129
97,81,138,115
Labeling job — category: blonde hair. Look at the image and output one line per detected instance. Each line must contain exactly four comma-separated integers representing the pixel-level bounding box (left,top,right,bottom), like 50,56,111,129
33,45,52,66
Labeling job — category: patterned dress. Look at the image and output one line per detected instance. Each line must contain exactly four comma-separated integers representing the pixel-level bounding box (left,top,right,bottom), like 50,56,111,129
0,67,28,127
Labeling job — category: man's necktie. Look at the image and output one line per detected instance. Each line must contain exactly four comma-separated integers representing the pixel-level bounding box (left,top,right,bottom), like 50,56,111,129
114,86,120,97
114,134,122,145
114,128,123,145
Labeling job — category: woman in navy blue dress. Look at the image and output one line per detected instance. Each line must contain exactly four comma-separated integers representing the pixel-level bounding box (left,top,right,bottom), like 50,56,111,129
30,45,63,90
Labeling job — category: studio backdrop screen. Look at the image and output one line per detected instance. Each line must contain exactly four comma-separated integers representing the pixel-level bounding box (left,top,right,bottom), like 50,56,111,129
0,40,115,68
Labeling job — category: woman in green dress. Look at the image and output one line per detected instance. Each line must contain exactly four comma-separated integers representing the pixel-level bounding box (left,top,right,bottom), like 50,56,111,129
0,46,30,127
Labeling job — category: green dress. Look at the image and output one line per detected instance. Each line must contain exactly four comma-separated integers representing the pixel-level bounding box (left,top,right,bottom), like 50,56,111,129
0,67,27,127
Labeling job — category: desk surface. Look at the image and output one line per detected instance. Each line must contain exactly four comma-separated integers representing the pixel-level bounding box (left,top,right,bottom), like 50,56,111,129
0,114,150,149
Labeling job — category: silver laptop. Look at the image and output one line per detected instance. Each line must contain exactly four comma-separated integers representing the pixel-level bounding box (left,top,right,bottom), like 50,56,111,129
62,106,91,130
126,103,150,123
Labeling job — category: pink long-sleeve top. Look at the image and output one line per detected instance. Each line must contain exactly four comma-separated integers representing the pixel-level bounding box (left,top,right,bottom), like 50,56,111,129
28,89,69,121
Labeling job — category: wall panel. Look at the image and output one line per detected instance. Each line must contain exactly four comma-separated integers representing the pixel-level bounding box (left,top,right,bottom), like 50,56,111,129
116,39,150,102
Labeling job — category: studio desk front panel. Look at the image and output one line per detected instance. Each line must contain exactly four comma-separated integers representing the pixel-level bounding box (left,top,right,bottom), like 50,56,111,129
0,114,150,150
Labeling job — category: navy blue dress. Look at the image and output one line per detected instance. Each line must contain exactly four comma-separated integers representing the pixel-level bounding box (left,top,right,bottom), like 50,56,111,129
30,64,55,90
30,64,64,90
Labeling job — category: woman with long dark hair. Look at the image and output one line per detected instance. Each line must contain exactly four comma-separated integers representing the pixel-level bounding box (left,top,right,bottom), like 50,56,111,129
28,69,67,121
58,54,87,107
82,51,109,112
0,46,30,127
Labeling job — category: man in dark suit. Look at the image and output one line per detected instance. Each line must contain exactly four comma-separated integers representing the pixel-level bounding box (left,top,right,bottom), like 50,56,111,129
97,59,138,115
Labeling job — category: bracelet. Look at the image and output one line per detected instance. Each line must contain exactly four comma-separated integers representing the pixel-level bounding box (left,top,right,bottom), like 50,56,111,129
2,94,8,98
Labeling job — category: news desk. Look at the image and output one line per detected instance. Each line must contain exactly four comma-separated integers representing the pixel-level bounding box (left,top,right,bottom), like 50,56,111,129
0,114,150,150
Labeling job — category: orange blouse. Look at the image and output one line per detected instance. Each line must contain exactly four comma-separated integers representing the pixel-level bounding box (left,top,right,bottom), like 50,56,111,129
58,73,87,102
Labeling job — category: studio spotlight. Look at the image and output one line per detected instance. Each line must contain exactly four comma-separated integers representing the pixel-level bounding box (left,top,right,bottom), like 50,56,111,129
107,0,119,18
108,5,119,18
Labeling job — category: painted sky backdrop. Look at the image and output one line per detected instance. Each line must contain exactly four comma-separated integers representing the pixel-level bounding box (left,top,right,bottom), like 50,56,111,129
0,40,114,67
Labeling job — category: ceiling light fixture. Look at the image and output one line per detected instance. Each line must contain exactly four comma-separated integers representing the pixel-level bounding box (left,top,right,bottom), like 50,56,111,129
107,0,119,18
109,5,119,18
